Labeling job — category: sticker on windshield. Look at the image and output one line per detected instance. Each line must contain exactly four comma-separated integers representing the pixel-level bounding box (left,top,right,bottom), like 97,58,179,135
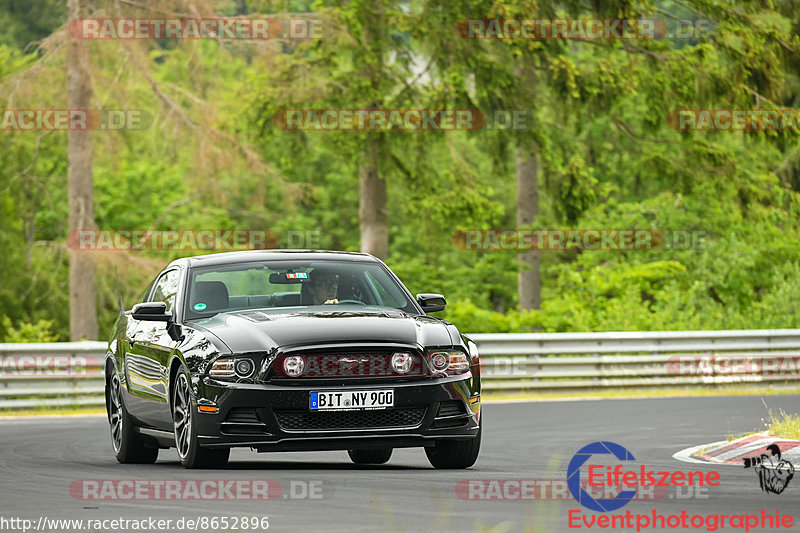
193,302,207,311
286,272,308,279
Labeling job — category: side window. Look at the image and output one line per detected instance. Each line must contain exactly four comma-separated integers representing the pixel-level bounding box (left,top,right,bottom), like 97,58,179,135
150,270,181,312
137,280,155,304
364,271,403,308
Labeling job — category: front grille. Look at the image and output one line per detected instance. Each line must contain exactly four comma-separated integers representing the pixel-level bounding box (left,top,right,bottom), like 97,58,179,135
275,407,427,432
269,348,426,380
221,408,268,435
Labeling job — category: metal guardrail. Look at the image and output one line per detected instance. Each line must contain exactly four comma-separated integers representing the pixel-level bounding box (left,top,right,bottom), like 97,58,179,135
472,329,800,393
2,329,800,410
0,341,106,410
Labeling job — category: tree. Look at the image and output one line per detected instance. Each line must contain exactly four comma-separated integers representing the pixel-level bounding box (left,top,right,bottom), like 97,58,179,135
359,3,388,258
252,0,420,260
67,0,97,340
516,141,540,310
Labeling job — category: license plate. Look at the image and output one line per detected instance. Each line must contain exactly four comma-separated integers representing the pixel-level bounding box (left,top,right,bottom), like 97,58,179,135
309,390,394,411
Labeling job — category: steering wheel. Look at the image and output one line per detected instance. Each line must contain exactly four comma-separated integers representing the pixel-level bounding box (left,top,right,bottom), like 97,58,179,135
336,299,366,306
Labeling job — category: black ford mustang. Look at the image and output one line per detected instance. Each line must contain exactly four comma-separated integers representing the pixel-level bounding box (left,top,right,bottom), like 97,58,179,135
105,250,481,469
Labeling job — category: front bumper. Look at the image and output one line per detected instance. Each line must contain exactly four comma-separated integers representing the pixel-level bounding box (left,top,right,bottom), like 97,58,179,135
192,375,480,451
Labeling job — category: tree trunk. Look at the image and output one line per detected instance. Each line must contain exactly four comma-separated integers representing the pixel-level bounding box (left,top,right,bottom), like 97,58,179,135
359,136,388,259
358,4,388,259
67,0,98,340
517,142,541,310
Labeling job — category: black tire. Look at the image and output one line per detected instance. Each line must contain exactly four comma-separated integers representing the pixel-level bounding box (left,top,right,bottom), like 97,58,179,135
107,372,159,464
348,448,393,465
172,369,230,469
425,415,481,469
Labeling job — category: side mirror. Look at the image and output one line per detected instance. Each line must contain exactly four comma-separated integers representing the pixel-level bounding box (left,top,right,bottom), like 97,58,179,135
132,302,171,322
416,293,446,313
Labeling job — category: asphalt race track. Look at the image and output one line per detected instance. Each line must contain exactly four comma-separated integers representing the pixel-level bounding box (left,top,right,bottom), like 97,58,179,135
2,395,799,532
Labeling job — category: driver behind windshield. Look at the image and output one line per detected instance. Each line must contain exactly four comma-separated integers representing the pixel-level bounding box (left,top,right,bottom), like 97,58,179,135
308,269,339,305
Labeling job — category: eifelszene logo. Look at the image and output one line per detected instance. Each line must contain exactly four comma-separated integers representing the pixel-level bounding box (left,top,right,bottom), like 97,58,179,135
743,444,795,495
566,441,798,531
567,441,638,512
567,441,720,512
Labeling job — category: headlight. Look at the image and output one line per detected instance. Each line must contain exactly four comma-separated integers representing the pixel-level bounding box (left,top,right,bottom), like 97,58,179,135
427,350,471,376
391,352,413,374
430,352,449,372
209,358,235,378
209,357,256,379
234,358,255,378
283,355,305,377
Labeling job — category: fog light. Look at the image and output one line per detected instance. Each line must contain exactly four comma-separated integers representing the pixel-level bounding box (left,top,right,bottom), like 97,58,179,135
234,358,255,378
430,352,449,372
391,352,413,374
284,356,305,377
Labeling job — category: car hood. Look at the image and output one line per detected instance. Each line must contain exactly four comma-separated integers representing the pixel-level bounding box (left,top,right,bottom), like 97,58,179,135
190,308,456,353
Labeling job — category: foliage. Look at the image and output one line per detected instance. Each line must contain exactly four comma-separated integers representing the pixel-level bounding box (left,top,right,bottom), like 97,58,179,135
1,1,800,339
1,316,58,343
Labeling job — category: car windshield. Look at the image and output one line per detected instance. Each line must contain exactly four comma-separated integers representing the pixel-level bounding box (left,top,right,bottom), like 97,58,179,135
184,260,417,318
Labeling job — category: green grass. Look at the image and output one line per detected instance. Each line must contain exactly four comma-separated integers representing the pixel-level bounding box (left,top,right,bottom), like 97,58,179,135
703,399,800,445
727,430,760,442
762,404,800,441
0,406,105,417
693,444,717,455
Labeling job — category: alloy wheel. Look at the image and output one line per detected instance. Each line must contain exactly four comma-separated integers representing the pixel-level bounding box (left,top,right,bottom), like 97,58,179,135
173,373,192,459
109,374,123,453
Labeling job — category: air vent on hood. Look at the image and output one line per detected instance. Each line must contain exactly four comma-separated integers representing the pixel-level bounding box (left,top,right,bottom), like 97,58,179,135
238,311,273,322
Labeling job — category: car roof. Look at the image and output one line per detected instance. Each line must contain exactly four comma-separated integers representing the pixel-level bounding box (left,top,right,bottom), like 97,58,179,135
170,250,379,269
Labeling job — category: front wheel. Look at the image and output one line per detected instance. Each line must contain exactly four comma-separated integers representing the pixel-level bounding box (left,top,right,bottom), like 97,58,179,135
108,372,158,464
173,370,230,469
348,448,393,465
425,415,481,469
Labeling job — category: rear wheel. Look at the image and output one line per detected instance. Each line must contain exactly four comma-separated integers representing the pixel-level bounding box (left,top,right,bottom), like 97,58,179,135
425,415,481,469
173,370,230,469
108,372,159,464
348,448,393,465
